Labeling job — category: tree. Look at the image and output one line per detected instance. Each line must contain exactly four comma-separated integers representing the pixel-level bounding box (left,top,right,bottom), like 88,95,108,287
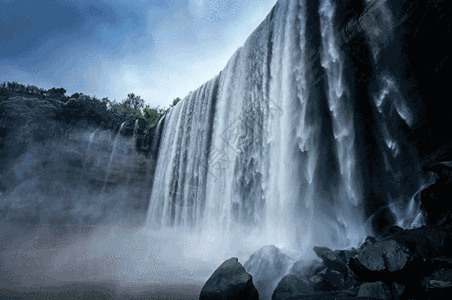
47,87,67,99
124,93,144,111
170,97,181,108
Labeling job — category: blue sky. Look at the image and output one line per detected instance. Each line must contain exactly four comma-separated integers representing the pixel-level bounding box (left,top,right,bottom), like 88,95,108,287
0,0,277,108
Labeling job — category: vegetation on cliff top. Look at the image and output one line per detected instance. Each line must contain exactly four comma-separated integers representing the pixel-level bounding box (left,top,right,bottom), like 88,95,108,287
0,80,181,135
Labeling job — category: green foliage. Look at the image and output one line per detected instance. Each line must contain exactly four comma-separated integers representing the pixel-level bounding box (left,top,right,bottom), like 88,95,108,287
170,97,181,108
143,106,164,128
0,80,178,135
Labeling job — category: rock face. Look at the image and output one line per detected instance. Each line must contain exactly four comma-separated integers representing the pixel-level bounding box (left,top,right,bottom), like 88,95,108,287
0,96,156,227
199,257,259,300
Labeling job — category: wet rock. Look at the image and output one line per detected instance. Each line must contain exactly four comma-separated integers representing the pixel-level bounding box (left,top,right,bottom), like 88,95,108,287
359,236,377,250
310,268,345,292
271,274,312,300
421,256,452,298
334,249,359,264
357,281,392,299
244,245,294,300
349,239,412,282
288,259,325,281
313,247,348,275
199,257,259,300
392,227,452,259
379,226,404,239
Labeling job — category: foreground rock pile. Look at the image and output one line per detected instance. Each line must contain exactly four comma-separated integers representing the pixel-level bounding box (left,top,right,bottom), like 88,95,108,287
200,162,452,299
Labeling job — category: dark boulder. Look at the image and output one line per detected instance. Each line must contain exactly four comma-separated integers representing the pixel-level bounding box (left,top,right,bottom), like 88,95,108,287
378,225,404,239
313,247,349,275
392,227,452,259
312,247,358,291
359,236,377,250
357,281,391,300
199,257,259,300
333,249,359,264
422,256,452,298
348,239,413,282
349,226,452,298
309,268,345,292
271,275,312,300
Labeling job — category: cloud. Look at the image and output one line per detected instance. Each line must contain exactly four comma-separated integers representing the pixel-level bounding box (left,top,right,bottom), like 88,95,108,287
1,0,277,108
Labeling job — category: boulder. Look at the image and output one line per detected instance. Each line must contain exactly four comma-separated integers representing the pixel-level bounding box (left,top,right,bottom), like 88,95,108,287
244,245,294,300
199,257,259,300
357,281,392,300
271,275,312,300
359,236,377,250
378,226,404,239
348,239,412,282
313,247,348,275
392,227,452,259
312,247,358,291
288,259,325,281
309,268,346,292
422,256,452,298
333,249,359,264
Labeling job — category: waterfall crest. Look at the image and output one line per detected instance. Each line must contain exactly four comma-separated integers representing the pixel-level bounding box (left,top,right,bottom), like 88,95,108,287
145,0,422,254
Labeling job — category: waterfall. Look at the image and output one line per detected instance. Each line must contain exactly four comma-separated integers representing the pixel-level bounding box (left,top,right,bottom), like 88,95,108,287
145,0,422,255
102,122,126,196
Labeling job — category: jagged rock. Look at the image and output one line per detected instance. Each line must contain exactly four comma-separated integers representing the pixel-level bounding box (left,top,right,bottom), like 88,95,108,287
313,247,348,275
378,226,404,239
357,282,392,299
288,259,325,281
349,240,411,274
312,247,358,291
199,257,259,300
421,256,452,298
271,275,312,300
392,282,405,298
309,268,345,292
349,227,452,298
334,249,359,264
348,240,423,283
359,236,376,250
244,245,294,300
392,227,452,259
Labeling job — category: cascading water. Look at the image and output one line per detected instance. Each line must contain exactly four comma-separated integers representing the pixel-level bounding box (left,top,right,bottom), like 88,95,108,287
101,122,126,196
145,0,424,257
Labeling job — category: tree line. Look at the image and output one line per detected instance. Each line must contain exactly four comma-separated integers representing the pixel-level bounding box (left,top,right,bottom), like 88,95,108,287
0,80,181,135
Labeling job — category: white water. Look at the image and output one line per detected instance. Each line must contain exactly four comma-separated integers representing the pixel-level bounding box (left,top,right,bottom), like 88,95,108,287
143,0,425,272
145,0,371,259
102,122,126,196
